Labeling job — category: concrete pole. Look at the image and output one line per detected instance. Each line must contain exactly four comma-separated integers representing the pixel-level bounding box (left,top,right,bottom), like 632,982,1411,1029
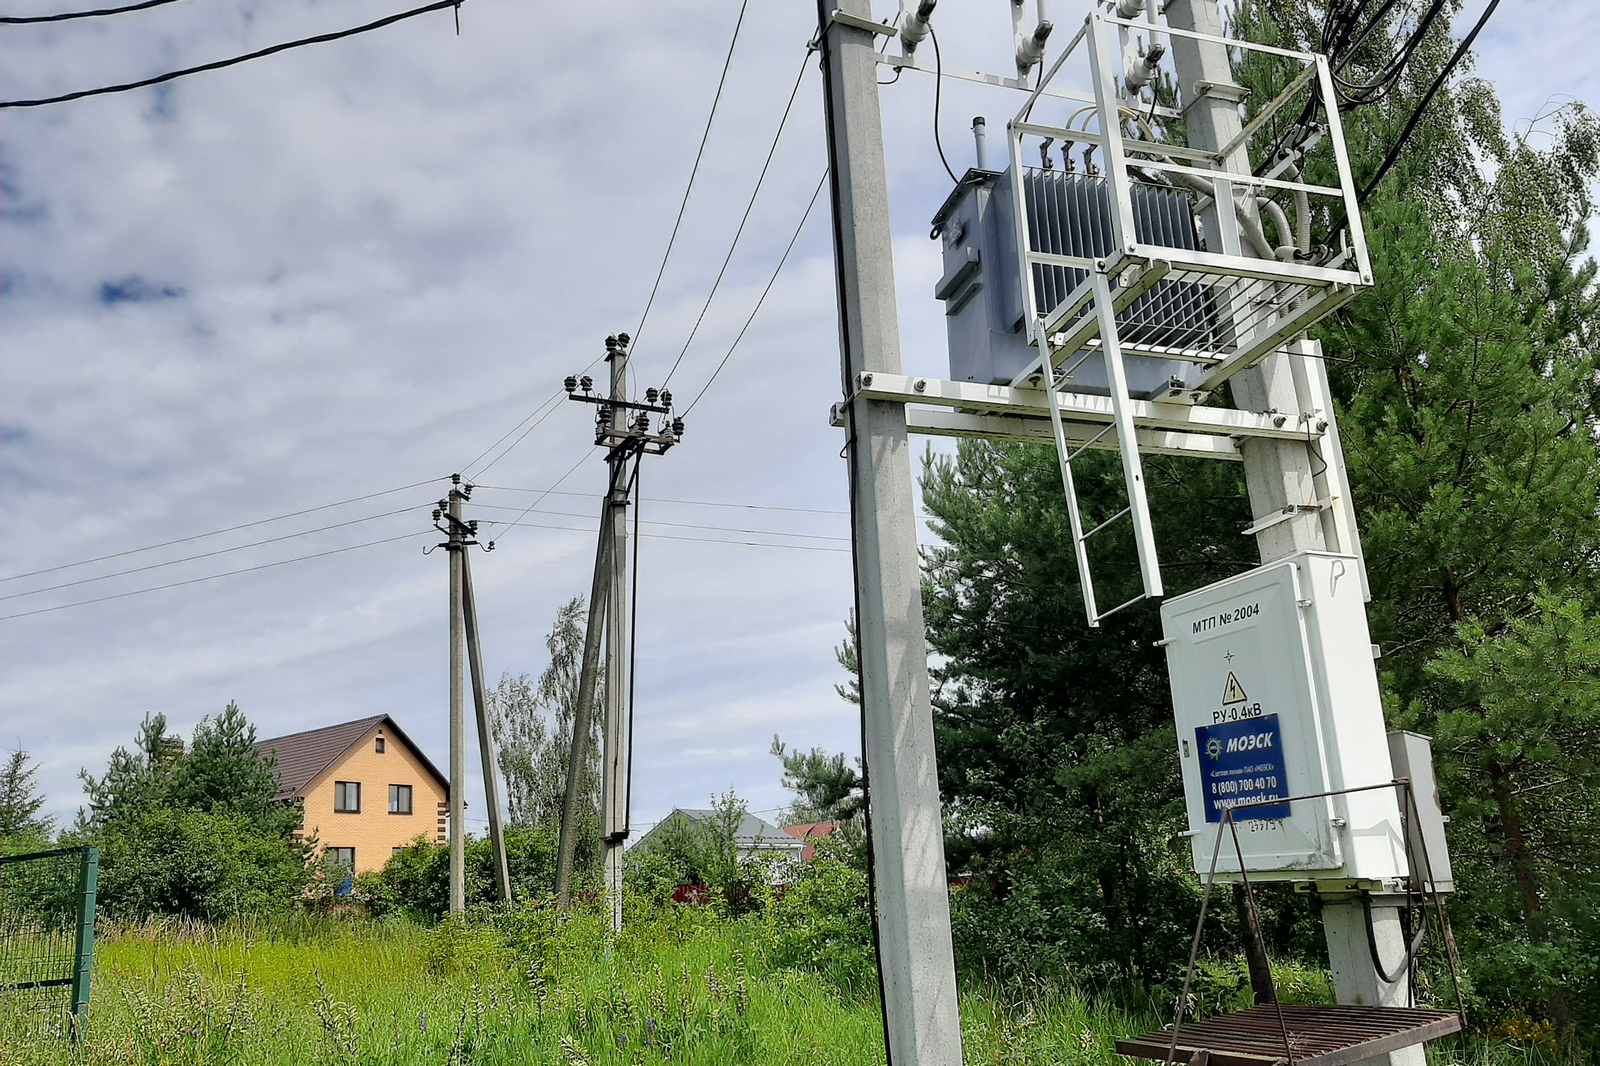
554,504,611,912
601,348,632,932
1163,4,1415,1060
447,486,467,915
818,2,964,1062
462,549,513,903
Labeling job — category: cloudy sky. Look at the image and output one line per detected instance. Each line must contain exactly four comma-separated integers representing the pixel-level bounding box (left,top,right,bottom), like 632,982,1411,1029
3,0,1594,837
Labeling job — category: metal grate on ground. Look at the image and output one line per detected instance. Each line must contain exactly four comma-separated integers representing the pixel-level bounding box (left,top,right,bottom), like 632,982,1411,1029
1117,1004,1463,1066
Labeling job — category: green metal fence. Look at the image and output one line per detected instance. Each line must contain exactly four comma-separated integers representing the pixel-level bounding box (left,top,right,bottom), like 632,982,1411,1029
0,845,99,1040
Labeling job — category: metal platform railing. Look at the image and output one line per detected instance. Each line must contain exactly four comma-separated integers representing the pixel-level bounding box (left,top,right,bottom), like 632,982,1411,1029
1000,12,1371,625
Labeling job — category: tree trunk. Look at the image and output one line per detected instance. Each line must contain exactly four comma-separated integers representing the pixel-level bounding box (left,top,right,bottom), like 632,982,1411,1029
1234,884,1276,1004
1488,759,1543,936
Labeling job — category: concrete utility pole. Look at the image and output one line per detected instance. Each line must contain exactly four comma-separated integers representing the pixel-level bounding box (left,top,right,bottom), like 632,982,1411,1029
554,495,611,913
446,482,467,915
600,344,632,932
817,1,965,1063
554,334,679,927
1163,2,1413,1061
462,548,513,903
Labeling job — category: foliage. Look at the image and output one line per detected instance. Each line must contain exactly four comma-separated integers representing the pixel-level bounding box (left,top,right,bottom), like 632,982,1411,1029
91,806,311,922
0,748,53,840
626,790,766,913
488,597,602,872
767,735,862,825
759,836,876,997
76,704,298,839
70,704,311,921
0,910,1571,1066
357,825,565,922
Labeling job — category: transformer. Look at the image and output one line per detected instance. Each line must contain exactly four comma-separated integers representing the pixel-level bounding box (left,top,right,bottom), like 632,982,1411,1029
931,166,1211,397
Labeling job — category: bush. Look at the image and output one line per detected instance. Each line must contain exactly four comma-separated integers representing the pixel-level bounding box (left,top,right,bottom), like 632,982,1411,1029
760,838,876,996
358,825,564,922
92,807,310,921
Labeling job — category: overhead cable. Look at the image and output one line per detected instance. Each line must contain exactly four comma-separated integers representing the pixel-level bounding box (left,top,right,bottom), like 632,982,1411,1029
0,0,183,24
1,477,445,582
683,170,828,416
472,483,848,516
628,0,751,359
1356,0,1502,204
479,518,851,554
1,529,434,621
467,500,848,543
5,505,419,599
0,0,465,108
661,51,812,387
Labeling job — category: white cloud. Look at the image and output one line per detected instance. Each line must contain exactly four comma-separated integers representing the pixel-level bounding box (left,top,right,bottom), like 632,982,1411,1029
2,0,1592,834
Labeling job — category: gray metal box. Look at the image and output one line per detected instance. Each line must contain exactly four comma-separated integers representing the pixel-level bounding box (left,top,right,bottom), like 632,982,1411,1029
932,166,1209,397
1386,730,1455,894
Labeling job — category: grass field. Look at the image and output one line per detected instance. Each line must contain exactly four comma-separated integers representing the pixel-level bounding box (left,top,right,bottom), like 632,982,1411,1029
0,904,1573,1066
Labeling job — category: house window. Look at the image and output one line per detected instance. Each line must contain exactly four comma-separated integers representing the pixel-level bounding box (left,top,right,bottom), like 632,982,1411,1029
375,736,386,753
334,781,361,812
328,847,355,869
389,784,413,815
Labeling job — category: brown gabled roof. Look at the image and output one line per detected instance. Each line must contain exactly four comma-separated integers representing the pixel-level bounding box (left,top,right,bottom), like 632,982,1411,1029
254,714,446,802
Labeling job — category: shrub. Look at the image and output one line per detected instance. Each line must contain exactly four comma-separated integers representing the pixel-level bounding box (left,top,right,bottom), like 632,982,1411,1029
760,837,876,996
92,807,310,921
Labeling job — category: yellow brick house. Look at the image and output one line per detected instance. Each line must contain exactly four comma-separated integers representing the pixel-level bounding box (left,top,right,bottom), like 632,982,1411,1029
256,715,448,875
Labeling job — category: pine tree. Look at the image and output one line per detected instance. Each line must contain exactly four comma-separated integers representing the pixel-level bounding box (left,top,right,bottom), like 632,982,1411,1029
0,750,53,840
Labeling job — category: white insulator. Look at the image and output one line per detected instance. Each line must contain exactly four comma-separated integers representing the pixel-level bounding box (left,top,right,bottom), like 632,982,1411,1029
899,0,935,52
1124,42,1166,91
1016,20,1053,74
1115,0,1146,18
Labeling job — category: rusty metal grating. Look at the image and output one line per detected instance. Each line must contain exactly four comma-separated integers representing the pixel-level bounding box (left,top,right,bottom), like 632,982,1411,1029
1117,1005,1462,1066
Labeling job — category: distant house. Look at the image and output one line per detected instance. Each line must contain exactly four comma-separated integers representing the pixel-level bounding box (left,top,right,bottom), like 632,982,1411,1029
255,715,447,875
632,809,806,862
782,820,840,861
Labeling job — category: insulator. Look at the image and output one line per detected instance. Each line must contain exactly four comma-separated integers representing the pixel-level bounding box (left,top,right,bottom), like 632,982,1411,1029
432,509,441,522
659,388,672,408
672,417,684,436
469,520,479,533
451,473,461,485
605,334,618,350
597,405,610,423
616,332,630,346
645,387,659,404
634,413,650,432
564,375,577,393
580,375,593,391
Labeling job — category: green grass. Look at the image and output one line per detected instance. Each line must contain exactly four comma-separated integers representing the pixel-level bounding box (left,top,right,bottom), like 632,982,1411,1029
0,907,1580,1065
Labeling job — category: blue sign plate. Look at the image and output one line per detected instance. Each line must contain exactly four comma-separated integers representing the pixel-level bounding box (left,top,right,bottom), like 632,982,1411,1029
1196,714,1289,822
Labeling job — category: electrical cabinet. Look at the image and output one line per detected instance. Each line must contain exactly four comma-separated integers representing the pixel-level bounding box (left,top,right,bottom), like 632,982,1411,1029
1159,552,1406,884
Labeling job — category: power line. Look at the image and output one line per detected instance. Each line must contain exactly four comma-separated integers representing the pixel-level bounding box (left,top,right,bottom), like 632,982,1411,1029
472,483,848,517
628,0,750,360
661,52,812,387
5,505,420,600
0,0,465,108
683,170,828,416
1,478,445,583
1,529,434,622
478,517,850,554
467,500,849,543
478,448,595,550
0,0,182,24
1356,0,1501,204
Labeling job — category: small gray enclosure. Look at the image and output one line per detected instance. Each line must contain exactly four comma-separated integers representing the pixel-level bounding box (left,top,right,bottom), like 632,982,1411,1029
932,166,1210,396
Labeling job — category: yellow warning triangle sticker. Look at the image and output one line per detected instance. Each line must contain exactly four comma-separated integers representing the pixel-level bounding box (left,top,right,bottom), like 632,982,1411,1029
1221,672,1248,705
